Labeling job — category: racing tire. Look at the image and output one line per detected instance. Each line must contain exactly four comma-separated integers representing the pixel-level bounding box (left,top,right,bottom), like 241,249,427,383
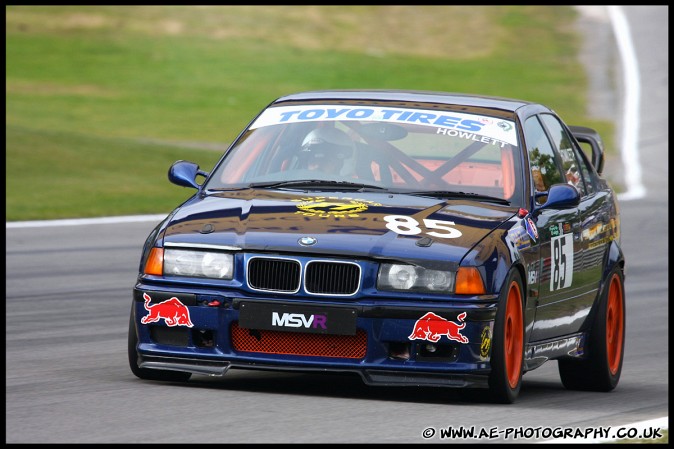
488,269,525,404
128,306,192,382
558,266,625,391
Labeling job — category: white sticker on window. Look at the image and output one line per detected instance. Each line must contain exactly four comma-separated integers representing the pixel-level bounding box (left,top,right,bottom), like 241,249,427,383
550,234,574,291
250,105,518,146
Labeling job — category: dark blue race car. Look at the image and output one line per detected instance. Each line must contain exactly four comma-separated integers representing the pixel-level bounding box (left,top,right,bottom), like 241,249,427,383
128,90,625,403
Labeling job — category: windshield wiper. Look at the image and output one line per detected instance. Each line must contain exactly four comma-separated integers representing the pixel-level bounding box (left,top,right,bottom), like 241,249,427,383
248,179,389,192
205,186,252,192
400,190,511,205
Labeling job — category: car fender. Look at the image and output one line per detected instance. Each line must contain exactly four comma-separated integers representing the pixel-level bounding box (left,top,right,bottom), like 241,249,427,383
460,218,532,300
577,239,625,334
598,239,626,299
137,211,177,274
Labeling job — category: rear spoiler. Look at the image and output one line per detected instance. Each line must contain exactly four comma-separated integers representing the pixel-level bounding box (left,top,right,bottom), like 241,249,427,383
569,125,605,175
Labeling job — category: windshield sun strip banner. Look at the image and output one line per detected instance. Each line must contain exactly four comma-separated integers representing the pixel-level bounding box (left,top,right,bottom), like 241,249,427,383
249,104,518,146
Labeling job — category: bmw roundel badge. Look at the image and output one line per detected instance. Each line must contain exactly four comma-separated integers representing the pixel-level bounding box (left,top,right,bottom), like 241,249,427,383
298,236,317,246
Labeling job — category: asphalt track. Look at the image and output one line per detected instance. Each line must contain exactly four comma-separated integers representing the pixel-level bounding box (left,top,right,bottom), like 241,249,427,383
5,6,668,444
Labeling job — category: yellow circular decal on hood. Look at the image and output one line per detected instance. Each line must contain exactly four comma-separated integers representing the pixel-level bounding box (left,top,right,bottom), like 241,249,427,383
293,196,380,218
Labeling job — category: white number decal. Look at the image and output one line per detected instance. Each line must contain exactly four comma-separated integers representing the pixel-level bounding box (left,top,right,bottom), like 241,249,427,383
383,215,421,235
384,215,462,239
423,219,463,238
550,234,574,291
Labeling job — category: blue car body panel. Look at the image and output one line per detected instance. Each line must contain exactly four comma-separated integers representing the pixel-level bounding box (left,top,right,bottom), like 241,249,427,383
129,90,625,399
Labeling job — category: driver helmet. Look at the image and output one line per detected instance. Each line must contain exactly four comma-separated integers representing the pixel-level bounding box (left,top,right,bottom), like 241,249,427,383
300,127,355,170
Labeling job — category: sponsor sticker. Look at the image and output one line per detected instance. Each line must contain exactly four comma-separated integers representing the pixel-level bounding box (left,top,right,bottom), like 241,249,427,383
292,196,380,218
527,264,539,285
508,227,531,250
238,302,357,335
525,216,539,241
408,311,469,344
480,327,492,358
549,223,560,237
250,105,518,146
141,292,194,327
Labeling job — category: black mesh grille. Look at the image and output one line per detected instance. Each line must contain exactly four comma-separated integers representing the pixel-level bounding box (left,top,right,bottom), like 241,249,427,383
248,258,301,292
231,322,367,359
305,261,360,295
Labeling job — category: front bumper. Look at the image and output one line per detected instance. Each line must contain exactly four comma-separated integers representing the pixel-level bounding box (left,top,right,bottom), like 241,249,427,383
132,287,498,389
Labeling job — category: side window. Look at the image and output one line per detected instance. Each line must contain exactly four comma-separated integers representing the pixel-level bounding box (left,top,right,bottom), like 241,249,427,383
573,144,596,195
540,114,587,196
523,116,564,205
575,140,596,172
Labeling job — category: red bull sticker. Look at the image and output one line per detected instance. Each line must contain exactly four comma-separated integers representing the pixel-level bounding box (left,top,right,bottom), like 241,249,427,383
408,311,469,344
141,292,194,327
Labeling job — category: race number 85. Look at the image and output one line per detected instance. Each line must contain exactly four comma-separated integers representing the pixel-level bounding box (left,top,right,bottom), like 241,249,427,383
550,234,574,291
384,215,462,239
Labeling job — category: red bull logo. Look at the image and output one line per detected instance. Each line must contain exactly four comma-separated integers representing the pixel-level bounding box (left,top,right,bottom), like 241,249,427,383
141,293,194,327
408,311,469,344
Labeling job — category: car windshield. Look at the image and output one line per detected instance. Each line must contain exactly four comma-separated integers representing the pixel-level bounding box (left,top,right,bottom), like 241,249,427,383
205,103,523,204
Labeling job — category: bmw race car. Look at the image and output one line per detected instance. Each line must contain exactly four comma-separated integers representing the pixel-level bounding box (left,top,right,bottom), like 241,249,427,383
128,90,625,403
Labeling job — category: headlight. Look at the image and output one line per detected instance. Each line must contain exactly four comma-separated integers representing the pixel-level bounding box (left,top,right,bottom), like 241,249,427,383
378,263,454,293
163,248,233,279
385,264,418,289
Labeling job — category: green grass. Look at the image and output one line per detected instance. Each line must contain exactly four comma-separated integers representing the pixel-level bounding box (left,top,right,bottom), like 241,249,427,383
6,5,614,220
6,125,221,220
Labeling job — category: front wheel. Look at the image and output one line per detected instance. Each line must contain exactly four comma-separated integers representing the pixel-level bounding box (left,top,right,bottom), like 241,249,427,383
128,304,192,382
558,266,625,391
488,269,525,404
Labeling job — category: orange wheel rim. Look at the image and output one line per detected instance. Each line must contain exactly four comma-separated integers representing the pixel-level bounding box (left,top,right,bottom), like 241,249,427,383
504,280,523,389
606,274,624,375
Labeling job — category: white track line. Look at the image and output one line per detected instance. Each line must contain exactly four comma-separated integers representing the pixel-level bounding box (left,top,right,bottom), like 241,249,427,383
609,5,646,201
5,214,168,228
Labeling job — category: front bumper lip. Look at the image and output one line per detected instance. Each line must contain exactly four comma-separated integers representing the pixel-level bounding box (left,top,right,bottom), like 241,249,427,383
138,355,490,388
133,286,497,388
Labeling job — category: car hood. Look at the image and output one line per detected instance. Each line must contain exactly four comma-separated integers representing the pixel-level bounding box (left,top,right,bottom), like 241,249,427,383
162,189,516,267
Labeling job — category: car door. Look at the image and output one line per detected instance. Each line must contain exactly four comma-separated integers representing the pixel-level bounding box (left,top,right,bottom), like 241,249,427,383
523,114,586,342
539,114,609,317
559,117,619,318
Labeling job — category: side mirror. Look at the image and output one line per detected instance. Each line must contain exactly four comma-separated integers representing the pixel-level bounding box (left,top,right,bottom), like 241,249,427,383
168,160,208,189
569,125,605,175
537,183,580,211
